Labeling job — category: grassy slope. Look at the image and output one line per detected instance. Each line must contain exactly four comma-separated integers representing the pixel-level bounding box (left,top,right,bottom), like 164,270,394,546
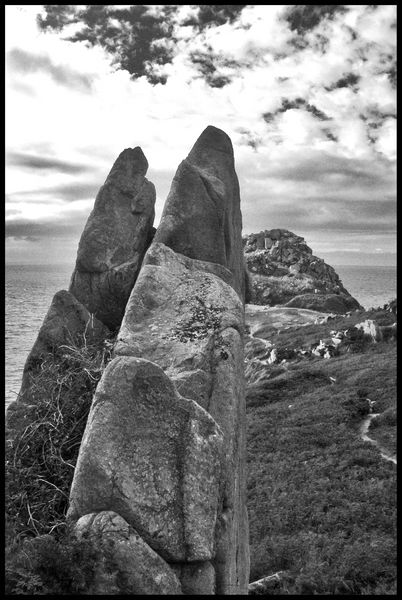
246,310,397,595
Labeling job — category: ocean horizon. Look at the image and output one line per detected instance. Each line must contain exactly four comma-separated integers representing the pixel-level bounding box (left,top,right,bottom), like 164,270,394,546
5,262,396,410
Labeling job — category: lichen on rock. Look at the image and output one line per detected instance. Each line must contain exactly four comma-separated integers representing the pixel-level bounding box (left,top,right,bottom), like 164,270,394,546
67,126,250,594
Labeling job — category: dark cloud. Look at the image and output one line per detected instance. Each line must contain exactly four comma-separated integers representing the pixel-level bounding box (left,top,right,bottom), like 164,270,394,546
6,151,94,174
387,64,396,88
283,5,348,35
305,104,330,121
236,128,262,152
183,5,246,30
7,48,93,92
282,5,349,60
359,109,396,145
8,182,100,203
311,33,330,52
188,47,245,88
322,129,338,142
37,5,247,87
262,111,275,124
262,98,331,124
38,5,177,85
325,72,360,91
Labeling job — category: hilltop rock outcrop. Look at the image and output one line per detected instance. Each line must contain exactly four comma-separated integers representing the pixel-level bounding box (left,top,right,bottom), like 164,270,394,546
243,229,361,312
69,147,156,330
68,126,250,594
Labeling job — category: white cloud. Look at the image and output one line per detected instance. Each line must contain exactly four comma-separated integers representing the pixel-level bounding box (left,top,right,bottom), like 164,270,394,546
375,117,396,161
5,4,396,264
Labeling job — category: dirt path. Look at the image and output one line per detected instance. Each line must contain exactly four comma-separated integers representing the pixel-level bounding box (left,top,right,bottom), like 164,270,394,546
360,413,397,465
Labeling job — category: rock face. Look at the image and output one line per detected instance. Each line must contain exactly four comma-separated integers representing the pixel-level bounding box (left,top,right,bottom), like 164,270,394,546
74,511,184,595
243,229,361,312
69,147,156,330
154,126,245,301
7,146,154,438
69,356,224,563
68,126,250,594
284,292,361,313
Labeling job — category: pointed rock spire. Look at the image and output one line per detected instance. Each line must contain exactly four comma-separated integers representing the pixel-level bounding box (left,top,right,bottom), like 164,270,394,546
153,125,245,300
69,147,155,330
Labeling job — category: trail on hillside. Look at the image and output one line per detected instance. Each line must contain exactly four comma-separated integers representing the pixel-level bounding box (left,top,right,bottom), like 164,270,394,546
360,413,397,465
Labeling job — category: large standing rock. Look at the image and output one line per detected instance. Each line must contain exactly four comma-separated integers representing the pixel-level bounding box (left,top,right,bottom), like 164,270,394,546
68,127,249,594
68,356,224,563
153,125,245,300
69,147,156,330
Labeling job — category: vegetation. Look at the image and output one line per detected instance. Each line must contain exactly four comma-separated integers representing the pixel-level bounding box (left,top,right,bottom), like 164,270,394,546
246,308,397,594
5,336,114,594
5,528,101,595
369,408,397,456
6,304,396,594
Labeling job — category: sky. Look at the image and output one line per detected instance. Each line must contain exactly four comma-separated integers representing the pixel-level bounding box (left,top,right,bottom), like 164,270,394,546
5,5,396,267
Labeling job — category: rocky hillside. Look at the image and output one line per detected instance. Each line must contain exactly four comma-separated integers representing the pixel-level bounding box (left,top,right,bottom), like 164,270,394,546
245,302,397,594
243,229,362,313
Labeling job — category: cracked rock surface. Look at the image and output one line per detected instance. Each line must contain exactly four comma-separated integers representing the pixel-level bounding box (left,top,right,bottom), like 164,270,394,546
69,147,156,330
68,126,249,594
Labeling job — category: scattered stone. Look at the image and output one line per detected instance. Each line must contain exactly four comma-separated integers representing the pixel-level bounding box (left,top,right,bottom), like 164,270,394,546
355,319,380,342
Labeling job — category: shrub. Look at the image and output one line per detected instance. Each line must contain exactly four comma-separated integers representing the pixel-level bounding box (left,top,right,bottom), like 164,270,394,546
341,393,370,419
370,407,397,428
6,337,113,539
247,313,396,595
5,529,102,595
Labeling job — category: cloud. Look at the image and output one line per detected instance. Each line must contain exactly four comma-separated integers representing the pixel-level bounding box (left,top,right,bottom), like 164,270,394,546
6,151,94,174
7,48,93,92
260,152,395,188
5,5,396,263
283,5,348,35
241,195,396,238
7,182,101,204
325,72,360,91
5,218,85,239
262,97,331,124
10,235,40,242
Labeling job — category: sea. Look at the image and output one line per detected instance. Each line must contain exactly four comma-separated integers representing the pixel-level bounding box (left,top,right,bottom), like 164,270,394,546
5,263,397,411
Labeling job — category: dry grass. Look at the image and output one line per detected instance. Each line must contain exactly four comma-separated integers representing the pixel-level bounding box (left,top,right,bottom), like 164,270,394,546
6,337,114,540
